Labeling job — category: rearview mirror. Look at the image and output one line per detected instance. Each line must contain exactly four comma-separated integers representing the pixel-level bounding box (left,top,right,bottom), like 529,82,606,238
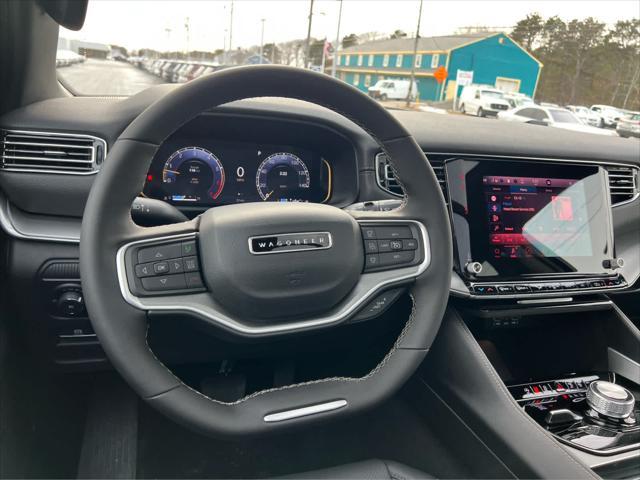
38,0,88,31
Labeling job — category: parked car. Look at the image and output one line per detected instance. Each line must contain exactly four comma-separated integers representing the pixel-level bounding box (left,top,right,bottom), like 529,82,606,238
497,105,616,135
503,92,534,109
616,112,640,138
566,105,601,127
367,79,417,101
458,85,510,117
590,104,625,128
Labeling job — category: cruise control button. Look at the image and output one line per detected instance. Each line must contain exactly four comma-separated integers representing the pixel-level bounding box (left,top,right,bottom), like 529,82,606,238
183,256,199,272
379,250,414,266
135,263,154,278
375,226,412,239
185,272,204,289
141,274,186,291
182,240,197,256
377,239,392,252
169,258,184,273
364,240,378,253
365,254,380,269
138,243,182,264
402,239,418,250
390,240,403,250
361,227,377,239
153,261,169,274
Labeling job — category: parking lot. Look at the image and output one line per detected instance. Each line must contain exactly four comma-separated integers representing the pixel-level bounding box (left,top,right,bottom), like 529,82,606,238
57,59,164,96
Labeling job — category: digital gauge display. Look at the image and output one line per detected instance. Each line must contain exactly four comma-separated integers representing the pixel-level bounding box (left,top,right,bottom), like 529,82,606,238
144,141,330,208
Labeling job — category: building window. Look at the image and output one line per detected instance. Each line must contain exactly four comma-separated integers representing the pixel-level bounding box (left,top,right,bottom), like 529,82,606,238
353,73,360,86
364,74,371,87
396,54,403,68
357,54,363,66
415,54,422,68
383,54,389,67
431,53,440,68
345,54,350,66
367,54,374,67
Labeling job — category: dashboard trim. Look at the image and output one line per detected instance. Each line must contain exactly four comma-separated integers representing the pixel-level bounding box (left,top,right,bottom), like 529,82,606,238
115,220,431,336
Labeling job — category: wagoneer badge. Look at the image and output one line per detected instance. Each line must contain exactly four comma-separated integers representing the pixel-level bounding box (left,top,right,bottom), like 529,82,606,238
249,232,333,255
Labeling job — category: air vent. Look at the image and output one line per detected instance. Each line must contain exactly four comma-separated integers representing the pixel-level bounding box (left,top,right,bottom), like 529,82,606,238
1,130,106,174
376,152,449,202
605,165,639,205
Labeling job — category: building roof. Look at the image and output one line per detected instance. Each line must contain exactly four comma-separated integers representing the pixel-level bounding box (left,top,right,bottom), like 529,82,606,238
341,32,495,53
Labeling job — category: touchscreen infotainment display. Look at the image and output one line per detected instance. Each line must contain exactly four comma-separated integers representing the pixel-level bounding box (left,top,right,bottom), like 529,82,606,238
446,159,614,279
483,175,593,259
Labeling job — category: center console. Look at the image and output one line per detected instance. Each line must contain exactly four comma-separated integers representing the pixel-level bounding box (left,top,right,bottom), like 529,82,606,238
446,158,628,298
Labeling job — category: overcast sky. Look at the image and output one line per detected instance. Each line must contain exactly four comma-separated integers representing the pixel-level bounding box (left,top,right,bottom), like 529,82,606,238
61,0,640,52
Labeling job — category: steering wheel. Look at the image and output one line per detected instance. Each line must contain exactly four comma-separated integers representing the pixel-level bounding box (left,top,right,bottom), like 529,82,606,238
80,66,452,436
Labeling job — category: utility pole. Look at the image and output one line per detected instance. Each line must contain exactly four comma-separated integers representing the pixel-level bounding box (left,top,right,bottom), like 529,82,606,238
259,18,266,64
331,0,343,78
405,0,423,107
184,17,190,60
228,0,234,65
304,0,314,69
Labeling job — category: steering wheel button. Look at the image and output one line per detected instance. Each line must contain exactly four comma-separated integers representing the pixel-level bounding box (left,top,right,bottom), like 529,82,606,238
138,243,182,263
377,239,392,252
141,274,187,291
379,251,414,266
169,259,184,273
402,239,418,250
182,240,197,256
135,263,154,278
375,226,412,239
364,240,378,253
390,240,403,250
185,272,204,289
183,256,200,272
361,227,377,239
365,254,380,270
153,261,169,274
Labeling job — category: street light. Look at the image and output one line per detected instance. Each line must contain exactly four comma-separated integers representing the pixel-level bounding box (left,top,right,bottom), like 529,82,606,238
259,18,266,64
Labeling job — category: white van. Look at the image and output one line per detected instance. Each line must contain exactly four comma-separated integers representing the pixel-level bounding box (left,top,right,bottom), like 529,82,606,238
458,85,510,117
368,79,417,101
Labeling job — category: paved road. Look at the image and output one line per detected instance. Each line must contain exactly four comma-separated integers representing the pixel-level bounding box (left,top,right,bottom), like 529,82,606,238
57,59,164,96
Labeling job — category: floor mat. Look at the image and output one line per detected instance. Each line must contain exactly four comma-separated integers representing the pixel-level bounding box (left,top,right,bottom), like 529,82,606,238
137,390,470,479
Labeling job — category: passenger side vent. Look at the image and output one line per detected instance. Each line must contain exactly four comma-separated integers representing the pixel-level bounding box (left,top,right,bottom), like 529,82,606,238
605,165,639,205
1,130,106,174
376,152,449,202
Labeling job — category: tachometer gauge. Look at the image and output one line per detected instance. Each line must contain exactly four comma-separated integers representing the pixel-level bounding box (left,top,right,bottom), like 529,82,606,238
256,152,310,201
162,147,225,203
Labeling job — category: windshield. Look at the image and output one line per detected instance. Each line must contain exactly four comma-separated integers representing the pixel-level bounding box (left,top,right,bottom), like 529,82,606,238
56,0,639,137
549,109,581,124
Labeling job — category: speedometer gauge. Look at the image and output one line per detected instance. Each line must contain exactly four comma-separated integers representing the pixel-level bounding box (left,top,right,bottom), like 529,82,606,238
162,147,225,202
256,152,310,201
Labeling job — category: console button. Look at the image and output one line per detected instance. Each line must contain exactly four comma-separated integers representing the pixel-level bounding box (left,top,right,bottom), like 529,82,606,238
364,240,378,253
135,263,154,278
153,261,169,274
141,274,187,291
497,285,515,294
183,256,200,272
529,284,544,292
361,227,377,239
181,240,197,256
185,272,204,289
365,254,380,269
402,239,418,250
169,258,184,273
138,243,182,263
375,226,412,239
379,250,414,266
514,285,531,293
590,280,605,288
474,285,496,295
377,239,392,252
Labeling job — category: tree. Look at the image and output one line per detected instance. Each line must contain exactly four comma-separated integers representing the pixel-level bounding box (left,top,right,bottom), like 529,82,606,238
563,18,606,103
511,13,544,51
341,34,359,49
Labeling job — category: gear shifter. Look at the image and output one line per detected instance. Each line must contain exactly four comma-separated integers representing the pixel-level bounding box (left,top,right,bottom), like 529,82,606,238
586,380,635,420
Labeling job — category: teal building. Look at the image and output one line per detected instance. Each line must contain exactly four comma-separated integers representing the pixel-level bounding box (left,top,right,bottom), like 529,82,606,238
335,32,542,102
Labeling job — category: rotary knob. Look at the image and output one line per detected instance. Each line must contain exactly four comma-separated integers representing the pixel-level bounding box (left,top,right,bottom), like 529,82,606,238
586,381,635,419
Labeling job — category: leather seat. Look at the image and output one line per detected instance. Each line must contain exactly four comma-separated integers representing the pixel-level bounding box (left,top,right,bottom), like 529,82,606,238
283,459,434,479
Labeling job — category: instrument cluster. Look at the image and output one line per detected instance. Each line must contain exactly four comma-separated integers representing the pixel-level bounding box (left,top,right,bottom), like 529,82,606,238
143,140,331,208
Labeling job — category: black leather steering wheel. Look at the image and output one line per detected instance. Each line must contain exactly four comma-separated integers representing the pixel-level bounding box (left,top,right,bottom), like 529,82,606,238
80,65,452,436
